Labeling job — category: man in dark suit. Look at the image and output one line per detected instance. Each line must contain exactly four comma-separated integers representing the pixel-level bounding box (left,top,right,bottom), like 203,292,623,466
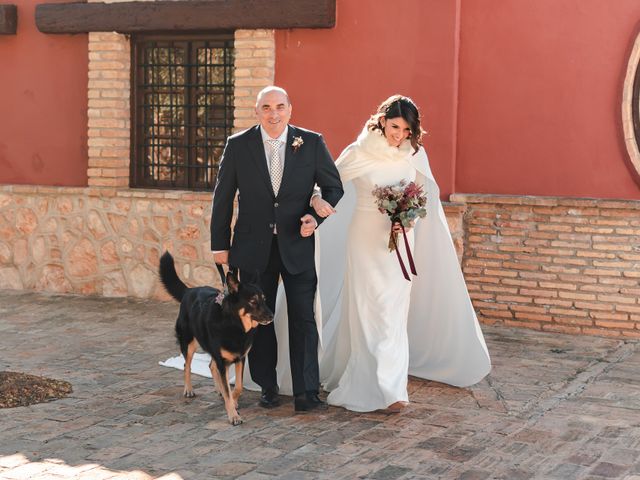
211,86,343,411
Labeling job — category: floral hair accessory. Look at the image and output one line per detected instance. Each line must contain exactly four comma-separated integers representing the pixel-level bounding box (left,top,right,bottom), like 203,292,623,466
292,136,304,152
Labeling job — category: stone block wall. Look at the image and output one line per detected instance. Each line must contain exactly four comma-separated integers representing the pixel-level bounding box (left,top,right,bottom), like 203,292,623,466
453,194,640,338
0,186,466,299
0,186,213,300
7,184,640,340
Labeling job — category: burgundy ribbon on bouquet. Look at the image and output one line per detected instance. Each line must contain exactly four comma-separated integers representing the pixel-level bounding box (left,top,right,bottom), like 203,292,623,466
390,224,417,281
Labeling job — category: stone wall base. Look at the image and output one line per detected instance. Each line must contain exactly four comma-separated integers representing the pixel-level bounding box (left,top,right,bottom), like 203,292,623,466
8,187,637,338
0,185,466,302
1,186,215,301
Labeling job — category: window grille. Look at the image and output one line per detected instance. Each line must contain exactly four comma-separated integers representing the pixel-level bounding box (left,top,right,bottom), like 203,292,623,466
131,35,234,190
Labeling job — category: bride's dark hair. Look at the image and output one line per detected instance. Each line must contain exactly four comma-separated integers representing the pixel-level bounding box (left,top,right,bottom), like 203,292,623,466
366,95,424,154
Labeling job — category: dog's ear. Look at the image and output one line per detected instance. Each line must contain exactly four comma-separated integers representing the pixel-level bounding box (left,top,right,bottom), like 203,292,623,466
226,271,240,294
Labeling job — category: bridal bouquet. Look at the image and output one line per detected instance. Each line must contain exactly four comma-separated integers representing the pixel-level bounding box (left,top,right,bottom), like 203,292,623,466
372,180,427,280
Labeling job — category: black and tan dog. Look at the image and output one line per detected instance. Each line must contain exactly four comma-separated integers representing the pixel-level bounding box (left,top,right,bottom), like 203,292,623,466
159,252,273,425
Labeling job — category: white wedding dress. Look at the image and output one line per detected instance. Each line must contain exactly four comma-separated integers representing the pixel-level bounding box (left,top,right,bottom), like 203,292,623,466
318,127,491,411
320,153,416,410
160,127,491,411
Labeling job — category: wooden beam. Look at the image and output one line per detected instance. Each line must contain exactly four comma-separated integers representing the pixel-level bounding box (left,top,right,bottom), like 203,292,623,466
35,0,336,34
0,5,17,35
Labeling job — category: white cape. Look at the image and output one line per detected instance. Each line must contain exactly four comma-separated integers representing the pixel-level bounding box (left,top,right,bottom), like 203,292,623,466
160,129,491,393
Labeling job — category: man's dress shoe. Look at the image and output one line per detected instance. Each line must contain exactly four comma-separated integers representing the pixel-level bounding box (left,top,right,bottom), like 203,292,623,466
259,387,280,408
294,392,328,412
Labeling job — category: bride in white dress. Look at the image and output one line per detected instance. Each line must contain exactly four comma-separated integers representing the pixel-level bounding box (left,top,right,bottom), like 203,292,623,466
314,95,491,412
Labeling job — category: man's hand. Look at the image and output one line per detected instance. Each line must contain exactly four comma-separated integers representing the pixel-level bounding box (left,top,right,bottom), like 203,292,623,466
311,196,336,218
300,214,317,237
213,250,229,265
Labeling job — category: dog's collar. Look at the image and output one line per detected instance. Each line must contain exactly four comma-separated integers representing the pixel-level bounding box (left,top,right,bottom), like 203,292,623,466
215,288,227,306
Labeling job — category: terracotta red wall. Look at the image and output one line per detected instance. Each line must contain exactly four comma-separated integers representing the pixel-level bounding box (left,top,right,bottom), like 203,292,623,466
456,0,640,199
277,0,640,200
275,0,461,198
5,1,640,198
0,0,88,186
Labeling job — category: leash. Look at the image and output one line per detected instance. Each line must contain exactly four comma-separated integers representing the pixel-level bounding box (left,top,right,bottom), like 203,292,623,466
215,263,238,293
216,263,227,290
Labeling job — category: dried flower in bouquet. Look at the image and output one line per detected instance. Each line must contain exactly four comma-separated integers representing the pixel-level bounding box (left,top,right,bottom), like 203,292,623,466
372,180,427,280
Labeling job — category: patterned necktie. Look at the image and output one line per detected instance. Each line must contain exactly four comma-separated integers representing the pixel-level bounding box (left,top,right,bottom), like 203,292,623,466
266,139,283,195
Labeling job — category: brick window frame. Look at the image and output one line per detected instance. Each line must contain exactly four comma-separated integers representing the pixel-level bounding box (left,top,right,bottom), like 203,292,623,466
87,29,274,190
130,34,235,191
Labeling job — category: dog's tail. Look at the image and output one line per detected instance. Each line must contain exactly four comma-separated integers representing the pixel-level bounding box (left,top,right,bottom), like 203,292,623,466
159,251,187,302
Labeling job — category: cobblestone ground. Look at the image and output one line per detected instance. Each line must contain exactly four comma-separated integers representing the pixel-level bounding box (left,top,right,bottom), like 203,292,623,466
1,289,639,480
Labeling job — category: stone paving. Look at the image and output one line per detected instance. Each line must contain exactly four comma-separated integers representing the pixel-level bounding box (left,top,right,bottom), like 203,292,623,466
1,289,640,480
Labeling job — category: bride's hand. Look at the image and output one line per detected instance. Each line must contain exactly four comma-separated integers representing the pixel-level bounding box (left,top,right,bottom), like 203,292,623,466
312,196,336,218
392,221,414,233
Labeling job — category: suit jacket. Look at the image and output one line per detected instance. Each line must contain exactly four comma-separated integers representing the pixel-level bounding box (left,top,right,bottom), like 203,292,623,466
211,125,344,274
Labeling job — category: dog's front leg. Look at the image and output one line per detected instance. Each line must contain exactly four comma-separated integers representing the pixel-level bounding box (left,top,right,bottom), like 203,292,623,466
183,340,198,398
231,359,244,409
210,361,242,426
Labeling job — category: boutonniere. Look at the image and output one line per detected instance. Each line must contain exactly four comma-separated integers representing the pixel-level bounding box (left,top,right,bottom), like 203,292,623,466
292,136,304,152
